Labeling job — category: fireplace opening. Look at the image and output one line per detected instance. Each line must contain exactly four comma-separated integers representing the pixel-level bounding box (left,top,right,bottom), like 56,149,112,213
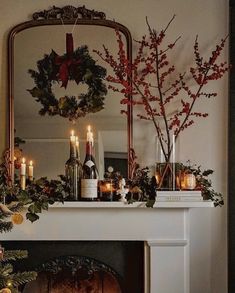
24,255,122,292
3,241,144,293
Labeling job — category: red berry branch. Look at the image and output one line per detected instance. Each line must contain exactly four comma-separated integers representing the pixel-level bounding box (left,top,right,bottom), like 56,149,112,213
94,16,229,162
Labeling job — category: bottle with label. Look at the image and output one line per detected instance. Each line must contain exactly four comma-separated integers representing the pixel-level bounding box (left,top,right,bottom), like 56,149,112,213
81,127,98,201
65,132,83,201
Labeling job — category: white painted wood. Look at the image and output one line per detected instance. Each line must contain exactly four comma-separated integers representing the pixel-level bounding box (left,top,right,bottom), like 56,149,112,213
48,200,213,209
148,239,188,246
149,244,185,293
146,210,190,293
2,208,187,241
2,202,213,293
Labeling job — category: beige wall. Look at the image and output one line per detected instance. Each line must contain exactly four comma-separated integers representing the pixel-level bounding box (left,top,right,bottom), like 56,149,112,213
0,1,228,292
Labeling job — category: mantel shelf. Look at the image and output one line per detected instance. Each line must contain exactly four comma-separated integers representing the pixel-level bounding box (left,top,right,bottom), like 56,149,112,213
49,200,213,209
44,191,212,209
44,191,213,209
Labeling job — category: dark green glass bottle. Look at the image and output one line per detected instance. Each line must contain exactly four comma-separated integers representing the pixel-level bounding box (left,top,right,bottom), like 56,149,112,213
65,139,83,201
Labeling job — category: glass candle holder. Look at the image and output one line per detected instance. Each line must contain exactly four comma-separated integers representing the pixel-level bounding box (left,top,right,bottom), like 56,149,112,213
181,172,196,190
99,179,116,201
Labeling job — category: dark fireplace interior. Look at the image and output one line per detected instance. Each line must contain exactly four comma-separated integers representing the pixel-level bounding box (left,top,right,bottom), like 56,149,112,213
2,241,144,293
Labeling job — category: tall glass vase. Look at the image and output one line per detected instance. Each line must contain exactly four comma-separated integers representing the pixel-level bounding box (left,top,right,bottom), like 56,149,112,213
155,135,180,190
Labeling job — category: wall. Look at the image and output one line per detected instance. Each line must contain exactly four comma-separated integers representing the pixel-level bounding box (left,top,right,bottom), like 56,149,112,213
0,0,228,292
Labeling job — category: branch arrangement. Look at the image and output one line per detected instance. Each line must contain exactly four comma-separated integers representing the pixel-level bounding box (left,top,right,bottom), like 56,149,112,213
94,15,229,162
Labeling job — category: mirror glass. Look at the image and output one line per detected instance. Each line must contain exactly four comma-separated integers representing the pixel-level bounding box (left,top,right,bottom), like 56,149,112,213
13,23,131,179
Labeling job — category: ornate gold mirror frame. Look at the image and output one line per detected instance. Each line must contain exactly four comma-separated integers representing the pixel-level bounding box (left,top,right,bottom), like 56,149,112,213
7,5,133,182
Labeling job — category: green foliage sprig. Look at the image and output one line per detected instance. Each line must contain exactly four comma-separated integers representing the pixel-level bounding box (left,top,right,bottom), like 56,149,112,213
0,154,223,234
179,162,224,206
16,176,69,223
126,163,224,207
0,159,69,232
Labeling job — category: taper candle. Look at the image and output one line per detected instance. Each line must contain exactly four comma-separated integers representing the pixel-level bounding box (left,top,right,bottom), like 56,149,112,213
70,130,76,143
20,158,26,176
87,125,93,142
28,160,34,181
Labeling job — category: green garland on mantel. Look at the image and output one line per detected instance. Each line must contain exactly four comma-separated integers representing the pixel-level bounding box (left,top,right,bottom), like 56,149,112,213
0,157,223,234
28,46,107,121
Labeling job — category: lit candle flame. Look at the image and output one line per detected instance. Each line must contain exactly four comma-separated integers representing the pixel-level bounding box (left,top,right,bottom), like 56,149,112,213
106,183,112,191
71,130,75,136
155,173,160,185
87,125,91,132
29,160,33,166
22,157,26,164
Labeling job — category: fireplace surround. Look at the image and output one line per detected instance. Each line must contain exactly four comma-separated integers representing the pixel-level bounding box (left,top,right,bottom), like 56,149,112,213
2,241,144,293
2,200,213,293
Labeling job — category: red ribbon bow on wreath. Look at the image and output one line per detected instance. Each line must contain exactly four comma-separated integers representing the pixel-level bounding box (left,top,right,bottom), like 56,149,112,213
55,33,80,88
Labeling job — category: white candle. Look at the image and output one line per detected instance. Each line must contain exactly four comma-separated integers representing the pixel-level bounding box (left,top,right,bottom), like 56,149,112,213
75,136,80,158
70,130,76,143
28,160,34,180
20,158,26,176
20,176,26,190
87,125,92,142
75,136,79,149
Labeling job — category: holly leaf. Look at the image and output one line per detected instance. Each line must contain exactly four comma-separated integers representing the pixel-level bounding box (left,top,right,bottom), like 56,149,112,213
41,201,49,211
28,203,41,214
27,87,45,98
202,169,214,176
26,212,39,223
17,191,32,205
146,199,155,208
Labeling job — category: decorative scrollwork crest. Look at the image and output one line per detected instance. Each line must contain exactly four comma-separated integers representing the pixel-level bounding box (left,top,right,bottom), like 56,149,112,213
38,255,120,280
32,5,106,21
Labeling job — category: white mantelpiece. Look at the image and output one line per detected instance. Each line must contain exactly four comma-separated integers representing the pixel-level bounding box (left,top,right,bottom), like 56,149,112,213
2,194,213,293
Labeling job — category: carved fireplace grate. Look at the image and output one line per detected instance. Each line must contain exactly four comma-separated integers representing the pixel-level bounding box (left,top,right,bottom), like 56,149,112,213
23,255,122,292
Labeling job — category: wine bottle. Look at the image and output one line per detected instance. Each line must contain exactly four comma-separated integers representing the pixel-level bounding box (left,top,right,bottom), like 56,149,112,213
81,136,98,201
65,133,82,201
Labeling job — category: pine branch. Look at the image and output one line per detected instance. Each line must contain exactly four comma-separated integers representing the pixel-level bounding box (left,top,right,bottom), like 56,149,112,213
10,271,37,286
0,222,13,234
0,249,37,291
2,251,28,262
0,264,13,276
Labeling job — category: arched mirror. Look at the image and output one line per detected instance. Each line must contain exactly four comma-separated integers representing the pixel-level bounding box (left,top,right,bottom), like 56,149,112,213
8,5,132,181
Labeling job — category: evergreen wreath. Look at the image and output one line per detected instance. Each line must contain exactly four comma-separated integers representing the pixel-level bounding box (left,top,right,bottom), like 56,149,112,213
28,44,107,121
